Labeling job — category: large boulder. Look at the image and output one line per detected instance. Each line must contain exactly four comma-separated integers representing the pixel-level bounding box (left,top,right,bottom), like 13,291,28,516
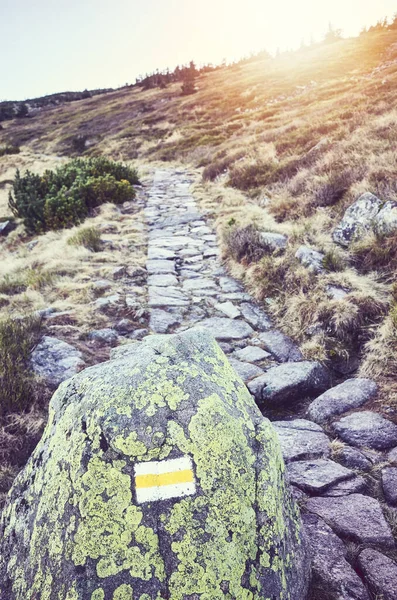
332,192,382,247
0,329,309,600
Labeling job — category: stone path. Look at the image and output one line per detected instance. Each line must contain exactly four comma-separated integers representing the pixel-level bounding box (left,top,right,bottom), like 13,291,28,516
144,169,397,599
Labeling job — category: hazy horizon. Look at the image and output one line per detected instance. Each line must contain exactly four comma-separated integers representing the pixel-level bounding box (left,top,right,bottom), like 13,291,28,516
1,0,396,101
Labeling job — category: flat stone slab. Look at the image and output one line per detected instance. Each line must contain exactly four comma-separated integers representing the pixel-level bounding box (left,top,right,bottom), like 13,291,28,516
196,317,254,340
307,378,378,424
182,278,217,292
258,330,303,362
272,419,330,463
148,274,178,287
149,309,181,333
147,247,176,260
303,514,370,600
287,459,354,494
240,303,272,331
215,301,241,319
306,494,395,547
381,467,397,506
219,277,242,293
148,286,189,307
358,548,397,600
234,346,270,363
228,358,264,383
248,361,330,406
333,411,397,450
146,259,176,274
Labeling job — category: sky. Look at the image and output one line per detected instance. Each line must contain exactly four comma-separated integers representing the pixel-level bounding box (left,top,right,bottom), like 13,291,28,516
1,0,396,100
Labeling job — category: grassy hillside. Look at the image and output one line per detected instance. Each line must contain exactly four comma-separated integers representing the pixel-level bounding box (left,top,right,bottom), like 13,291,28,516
1,28,397,502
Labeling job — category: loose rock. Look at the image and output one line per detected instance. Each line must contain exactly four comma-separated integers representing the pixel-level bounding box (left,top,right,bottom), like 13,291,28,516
258,330,303,362
31,336,85,387
249,361,330,406
303,513,370,600
306,493,395,547
333,192,382,247
287,459,354,494
358,548,397,600
381,467,397,506
307,378,378,424
273,419,331,463
333,411,397,450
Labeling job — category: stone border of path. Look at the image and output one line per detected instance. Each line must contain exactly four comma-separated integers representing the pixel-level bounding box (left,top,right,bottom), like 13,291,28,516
140,169,397,598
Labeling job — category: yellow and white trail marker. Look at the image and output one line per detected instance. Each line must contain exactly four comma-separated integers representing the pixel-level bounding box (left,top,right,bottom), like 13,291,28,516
134,456,196,503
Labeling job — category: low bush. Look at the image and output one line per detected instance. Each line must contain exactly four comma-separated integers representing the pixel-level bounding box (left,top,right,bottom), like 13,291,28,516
8,157,139,233
0,145,20,157
224,224,273,264
68,227,102,252
0,315,42,416
351,231,397,275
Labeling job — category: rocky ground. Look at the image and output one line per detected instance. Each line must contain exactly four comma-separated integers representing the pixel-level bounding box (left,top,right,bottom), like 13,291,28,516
29,168,397,599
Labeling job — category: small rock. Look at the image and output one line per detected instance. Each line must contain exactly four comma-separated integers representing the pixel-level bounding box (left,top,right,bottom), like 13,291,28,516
326,285,349,300
303,513,370,600
322,475,367,497
260,231,288,251
374,200,397,236
337,446,373,472
147,274,178,287
218,342,233,354
388,446,397,463
295,245,325,273
287,459,354,494
306,493,394,547
129,328,149,340
228,358,264,383
146,259,176,274
88,329,118,345
0,220,15,236
197,317,254,340
381,467,397,506
240,303,272,331
111,266,126,279
307,378,378,424
258,330,303,362
93,294,121,312
31,336,84,387
92,279,112,292
234,346,270,363
114,319,135,334
214,301,241,319
358,548,397,600
273,419,330,463
249,361,330,407
333,192,382,247
149,309,181,333
333,411,397,450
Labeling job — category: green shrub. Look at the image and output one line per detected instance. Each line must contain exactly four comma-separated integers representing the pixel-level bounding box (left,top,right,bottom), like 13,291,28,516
0,145,20,157
8,157,139,233
0,315,42,416
68,227,102,252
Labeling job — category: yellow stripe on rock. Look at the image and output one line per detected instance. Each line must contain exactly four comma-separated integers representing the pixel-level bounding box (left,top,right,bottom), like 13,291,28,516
134,456,196,503
136,469,193,489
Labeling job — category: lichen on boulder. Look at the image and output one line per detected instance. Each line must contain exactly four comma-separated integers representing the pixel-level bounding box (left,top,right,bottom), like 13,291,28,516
0,329,309,600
